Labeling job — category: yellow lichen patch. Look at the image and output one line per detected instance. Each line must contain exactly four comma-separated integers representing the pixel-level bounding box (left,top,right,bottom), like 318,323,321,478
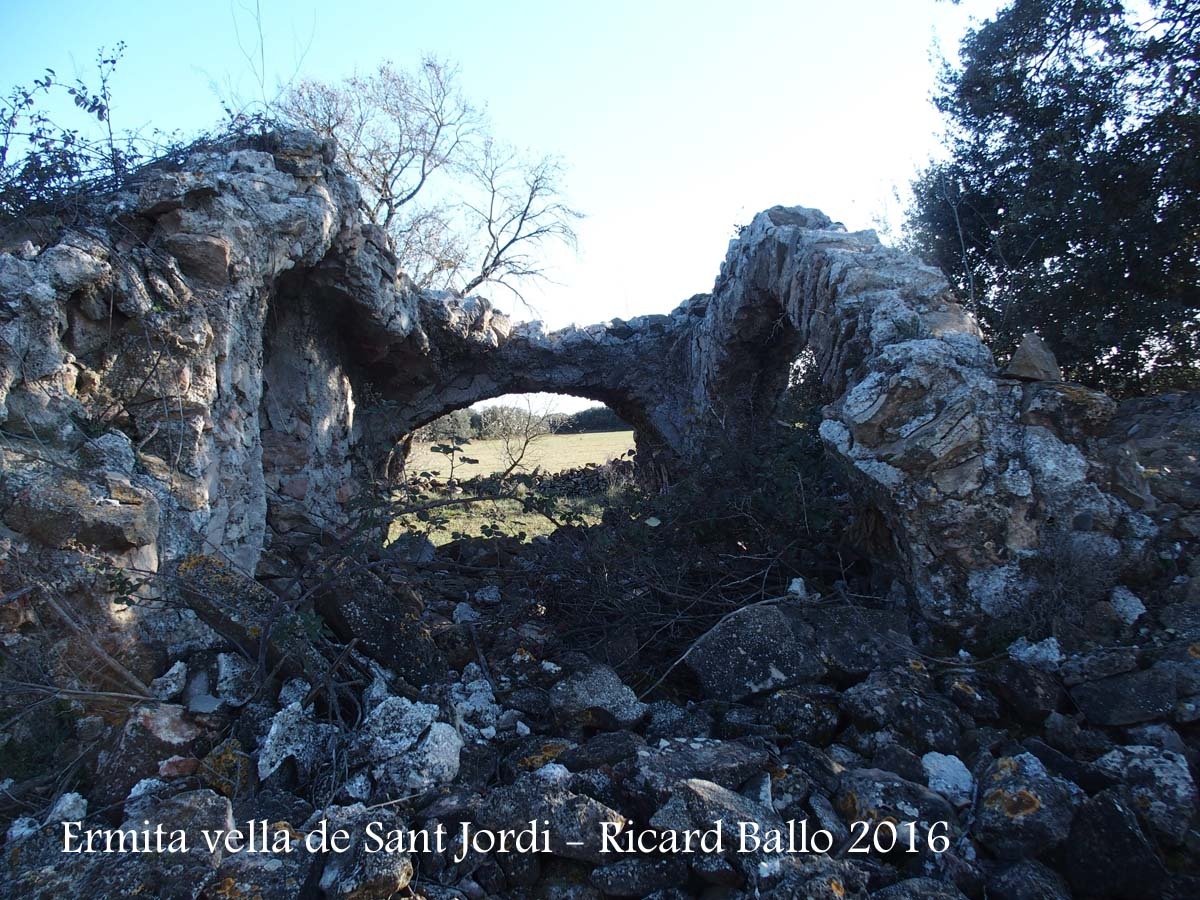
837,790,859,820
208,876,269,900
518,740,571,770
951,680,980,699
830,878,846,898
985,788,1041,818
207,878,244,899
199,738,255,799
177,553,217,576
177,553,260,596
993,757,1019,780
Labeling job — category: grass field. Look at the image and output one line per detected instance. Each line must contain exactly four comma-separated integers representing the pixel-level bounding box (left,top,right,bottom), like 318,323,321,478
393,493,613,545
407,430,635,478
394,430,636,544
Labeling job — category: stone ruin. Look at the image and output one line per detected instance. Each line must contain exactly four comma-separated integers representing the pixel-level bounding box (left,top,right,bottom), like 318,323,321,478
4,130,1200,900
2,131,1195,630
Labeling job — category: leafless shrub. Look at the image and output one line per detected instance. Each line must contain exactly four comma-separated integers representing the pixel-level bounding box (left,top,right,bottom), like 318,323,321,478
1008,525,1123,645
484,399,560,478
277,58,580,299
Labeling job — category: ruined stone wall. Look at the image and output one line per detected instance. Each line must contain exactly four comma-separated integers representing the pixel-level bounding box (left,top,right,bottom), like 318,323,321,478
692,207,1162,630
1,133,363,576
1,131,1195,631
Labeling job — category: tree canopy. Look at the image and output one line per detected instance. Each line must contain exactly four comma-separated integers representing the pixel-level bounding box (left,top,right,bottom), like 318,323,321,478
907,0,1200,394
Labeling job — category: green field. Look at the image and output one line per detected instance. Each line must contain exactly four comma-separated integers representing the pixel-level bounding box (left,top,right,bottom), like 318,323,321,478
392,493,612,545
408,430,635,478
394,430,636,544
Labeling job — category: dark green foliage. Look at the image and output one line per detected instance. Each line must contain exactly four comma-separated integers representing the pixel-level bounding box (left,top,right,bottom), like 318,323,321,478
414,403,628,442
1,44,136,220
0,45,279,228
414,409,478,442
907,0,1200,395
556,405,628,433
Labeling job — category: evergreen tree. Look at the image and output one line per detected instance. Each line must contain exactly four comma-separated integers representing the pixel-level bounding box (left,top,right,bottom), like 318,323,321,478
908,0,1200,394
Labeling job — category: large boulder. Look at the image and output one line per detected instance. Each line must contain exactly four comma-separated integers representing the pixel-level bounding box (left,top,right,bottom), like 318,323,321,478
841,666,967,754
1063,791,1167,899
4,472,159,551
617,737,768,804
548,664,647,729
93,704,206,806
1070,665,1178,727
833,768,957,852
474,772,626,863
314,565,445,685
1003,333,1063,382
685,604,826,701
973,754,1082,860
1092,744,1197,846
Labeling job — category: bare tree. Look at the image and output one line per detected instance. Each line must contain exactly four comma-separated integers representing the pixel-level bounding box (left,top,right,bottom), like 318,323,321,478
480,400,560,478
461,141,580,300
277,58,579,297
279,60,474,228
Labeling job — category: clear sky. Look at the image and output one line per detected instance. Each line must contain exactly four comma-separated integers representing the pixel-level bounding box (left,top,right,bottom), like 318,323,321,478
5,0,1000,409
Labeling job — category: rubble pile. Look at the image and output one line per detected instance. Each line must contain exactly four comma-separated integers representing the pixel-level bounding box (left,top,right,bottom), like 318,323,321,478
4,528,1199,898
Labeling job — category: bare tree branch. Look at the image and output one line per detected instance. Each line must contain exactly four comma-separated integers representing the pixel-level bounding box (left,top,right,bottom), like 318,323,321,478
277,58,579,298
461,142,580,298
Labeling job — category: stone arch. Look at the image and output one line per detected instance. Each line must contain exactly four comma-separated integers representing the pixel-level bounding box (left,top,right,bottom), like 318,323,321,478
0,132,1167,632
310,202,1145,629
675,206,1141,628
348,326,676,468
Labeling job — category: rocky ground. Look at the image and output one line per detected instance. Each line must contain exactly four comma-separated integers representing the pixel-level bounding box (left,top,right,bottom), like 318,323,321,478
3,469,1199,900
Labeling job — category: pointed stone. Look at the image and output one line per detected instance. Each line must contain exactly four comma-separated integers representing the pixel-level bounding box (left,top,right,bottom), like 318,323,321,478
1005,333,1062,381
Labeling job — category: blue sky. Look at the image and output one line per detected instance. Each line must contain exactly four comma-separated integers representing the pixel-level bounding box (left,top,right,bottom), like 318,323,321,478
6,0,1000,409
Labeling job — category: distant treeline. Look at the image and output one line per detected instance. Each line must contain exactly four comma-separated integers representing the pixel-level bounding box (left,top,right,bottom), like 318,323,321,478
554,406,628,434
415,404,627,442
